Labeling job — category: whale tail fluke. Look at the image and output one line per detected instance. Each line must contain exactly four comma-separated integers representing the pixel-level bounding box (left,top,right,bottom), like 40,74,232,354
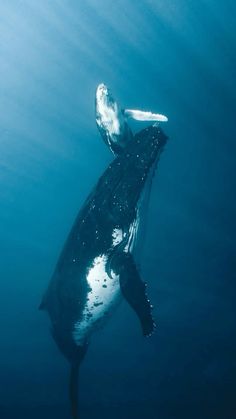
69,344,88,419
70,361,80,419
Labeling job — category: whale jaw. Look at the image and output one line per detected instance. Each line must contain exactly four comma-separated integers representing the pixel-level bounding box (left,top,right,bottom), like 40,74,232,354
95,83,133,155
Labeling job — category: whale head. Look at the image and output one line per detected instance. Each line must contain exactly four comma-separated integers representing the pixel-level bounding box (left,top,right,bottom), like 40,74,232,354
95,83,133,155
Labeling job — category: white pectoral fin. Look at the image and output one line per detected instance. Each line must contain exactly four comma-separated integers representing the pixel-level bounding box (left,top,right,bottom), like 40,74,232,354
124,109,168,122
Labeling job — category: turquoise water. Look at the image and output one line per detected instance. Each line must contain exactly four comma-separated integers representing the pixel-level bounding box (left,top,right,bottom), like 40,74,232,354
0,1,236,418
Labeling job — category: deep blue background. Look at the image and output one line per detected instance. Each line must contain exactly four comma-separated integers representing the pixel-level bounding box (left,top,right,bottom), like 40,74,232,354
0,1,236,418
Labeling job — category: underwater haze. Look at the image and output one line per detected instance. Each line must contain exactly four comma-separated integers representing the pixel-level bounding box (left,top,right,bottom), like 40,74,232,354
0,1,236,418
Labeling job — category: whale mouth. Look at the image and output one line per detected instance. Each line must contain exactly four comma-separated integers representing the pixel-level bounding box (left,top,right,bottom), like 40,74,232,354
96,83,122,138
96,83,117,112
96,83,109,102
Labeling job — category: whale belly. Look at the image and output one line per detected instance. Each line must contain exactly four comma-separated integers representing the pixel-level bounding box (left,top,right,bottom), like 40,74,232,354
73,254,121,346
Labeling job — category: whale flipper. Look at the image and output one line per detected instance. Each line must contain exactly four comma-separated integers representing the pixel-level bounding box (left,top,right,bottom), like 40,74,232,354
117,253,155,336
124,109,168,122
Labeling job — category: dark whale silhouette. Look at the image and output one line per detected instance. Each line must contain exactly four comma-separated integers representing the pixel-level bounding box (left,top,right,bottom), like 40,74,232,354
40,124,167,418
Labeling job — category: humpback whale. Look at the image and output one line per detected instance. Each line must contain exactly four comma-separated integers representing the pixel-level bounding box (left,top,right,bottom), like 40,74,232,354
95,83,168,154
40,84,168,418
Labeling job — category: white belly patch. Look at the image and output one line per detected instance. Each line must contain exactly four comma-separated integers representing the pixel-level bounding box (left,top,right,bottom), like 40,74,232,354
73,254,121,345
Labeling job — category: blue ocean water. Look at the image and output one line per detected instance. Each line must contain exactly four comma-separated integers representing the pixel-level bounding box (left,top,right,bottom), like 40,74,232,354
0,1,236,418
